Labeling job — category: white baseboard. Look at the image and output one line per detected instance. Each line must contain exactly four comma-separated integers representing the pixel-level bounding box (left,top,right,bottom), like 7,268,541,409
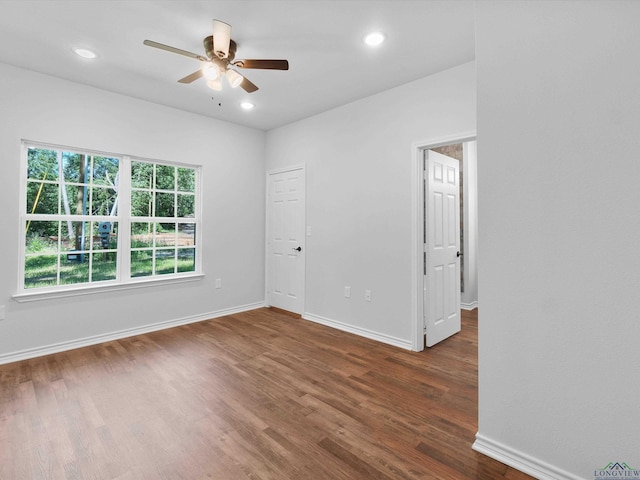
0,302,265,365
461,301,478,310
473,433,583,480
303,312,413,350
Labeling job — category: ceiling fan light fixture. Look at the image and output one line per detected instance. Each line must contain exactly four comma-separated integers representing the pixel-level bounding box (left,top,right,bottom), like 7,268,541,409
363,32,385,47
207,78,222,91
226,69,244,88
240,101,254,110
202,62,220,80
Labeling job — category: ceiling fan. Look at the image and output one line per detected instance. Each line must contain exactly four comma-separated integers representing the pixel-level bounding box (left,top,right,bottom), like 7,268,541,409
143,19,289,93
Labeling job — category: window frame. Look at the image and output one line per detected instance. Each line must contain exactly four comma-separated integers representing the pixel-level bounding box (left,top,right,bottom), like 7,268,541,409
14,141,203,302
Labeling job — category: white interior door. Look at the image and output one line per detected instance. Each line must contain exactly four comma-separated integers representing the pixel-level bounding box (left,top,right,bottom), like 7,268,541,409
424,150,461,346
266,167,305,314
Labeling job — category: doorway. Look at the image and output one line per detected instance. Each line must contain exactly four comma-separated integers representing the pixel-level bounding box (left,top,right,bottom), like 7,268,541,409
423,148,462,347
412,133,477,351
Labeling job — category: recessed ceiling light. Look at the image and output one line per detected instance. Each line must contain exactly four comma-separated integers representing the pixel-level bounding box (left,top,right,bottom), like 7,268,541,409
240,102,254,111
73,47,97,59
364,32,385,47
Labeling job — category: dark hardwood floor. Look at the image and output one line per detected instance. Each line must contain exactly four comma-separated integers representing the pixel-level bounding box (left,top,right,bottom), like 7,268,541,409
0,308,533,480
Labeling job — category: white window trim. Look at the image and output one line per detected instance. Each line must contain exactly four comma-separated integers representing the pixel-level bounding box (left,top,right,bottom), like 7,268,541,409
12,274,205,303
15,141,203,301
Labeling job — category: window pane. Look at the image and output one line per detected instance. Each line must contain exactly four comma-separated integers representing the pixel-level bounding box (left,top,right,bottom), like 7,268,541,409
131,191,152,216
27,182,59,214
60,257,89,285
92,156,119,186
91,186,117,216
71,222,88,251
28,148,59,181
155,249,176,275
156,223,176,247
155,192,175,217
177,248,195,273
24,254,58,289
92,222,116,250
91,252,117,281
63,184,90,215
177,194,195,217
131,250,153,277
131,161,153,189
177,167,195,192
62,221,90,253
26,221,59,253
178,223,195,246
62,152,88,183
155,164,175,190
131,222,153,247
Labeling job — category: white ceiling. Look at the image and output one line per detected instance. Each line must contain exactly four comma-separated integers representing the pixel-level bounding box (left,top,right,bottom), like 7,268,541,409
0,1,475,131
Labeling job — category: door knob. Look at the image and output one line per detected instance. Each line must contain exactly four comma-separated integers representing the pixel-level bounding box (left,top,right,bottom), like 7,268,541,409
293,246,302,252
456,251,463,257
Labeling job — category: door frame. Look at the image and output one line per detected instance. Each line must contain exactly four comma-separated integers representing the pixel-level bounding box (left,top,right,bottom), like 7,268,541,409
411,132,476,351
265,164,306,314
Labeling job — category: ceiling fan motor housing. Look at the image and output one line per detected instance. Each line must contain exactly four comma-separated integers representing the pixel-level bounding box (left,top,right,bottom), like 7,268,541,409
204,35,237,61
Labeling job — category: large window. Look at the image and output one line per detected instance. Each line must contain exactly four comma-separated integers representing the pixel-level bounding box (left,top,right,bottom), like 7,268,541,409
20,142,201,295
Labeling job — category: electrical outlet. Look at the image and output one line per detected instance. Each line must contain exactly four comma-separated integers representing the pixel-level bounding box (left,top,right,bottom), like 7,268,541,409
365,290,372,302
215,278,222,289
344,286,351,298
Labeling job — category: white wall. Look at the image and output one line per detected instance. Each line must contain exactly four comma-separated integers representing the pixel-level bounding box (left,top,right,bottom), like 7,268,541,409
475,2,640,479
266,62,476,347
0,63,266,362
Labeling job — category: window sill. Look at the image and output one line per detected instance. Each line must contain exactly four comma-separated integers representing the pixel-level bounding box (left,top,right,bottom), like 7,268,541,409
12,274,205,303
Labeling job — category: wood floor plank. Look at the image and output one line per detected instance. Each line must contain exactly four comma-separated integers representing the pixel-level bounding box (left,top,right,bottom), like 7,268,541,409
0,307,533,479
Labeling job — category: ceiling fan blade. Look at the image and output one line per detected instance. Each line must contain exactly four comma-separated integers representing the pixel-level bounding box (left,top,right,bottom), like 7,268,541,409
240,76,259,93
143,40,207,62
237,59,289,70
178,69,203,84
212,19,231,58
